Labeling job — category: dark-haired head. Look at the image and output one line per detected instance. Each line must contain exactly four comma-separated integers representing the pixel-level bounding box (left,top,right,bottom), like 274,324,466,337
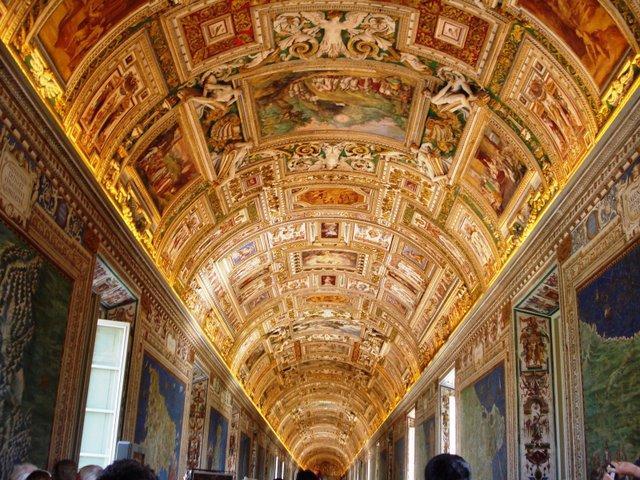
295,470,318,480
26,471,51,480
53,460,77,480
425,454,471,480
98,460,157,480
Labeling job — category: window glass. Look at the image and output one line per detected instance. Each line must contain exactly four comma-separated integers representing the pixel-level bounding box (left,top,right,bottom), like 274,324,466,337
79,319,130,468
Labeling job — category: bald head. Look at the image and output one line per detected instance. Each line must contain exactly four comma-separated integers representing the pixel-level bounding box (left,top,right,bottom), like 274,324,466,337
79,466,103,480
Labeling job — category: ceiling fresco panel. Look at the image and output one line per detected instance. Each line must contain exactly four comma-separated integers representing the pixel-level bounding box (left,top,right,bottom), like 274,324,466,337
414,0,491,68
515,0,632,91
65,30,168,160
249,70,415,142
162,0,262,80
2,0,640,472
37,0,149,82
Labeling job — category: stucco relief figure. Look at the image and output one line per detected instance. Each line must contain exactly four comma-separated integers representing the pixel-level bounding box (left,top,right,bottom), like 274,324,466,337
428,68,477,119
302,12,368,57
347,13,396,58
189,73,242,117
211,141,253,180
309,143,352,171
274,11,396,60
400,52,430,72
270,223,306,245
273,13,319,58
412,143,448,183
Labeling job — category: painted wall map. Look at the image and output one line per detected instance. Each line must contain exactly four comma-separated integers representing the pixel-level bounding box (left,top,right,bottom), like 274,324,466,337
377,447,388,480
0,220,72,480
252,72,413,141
38,0,147,81
393,437,405,480
134,353,186,480
460,363,507,480
415,416,435,480
238,432,251,479
257,444,265,480
206,407,229,471
577,243,640,480
518,0,629,89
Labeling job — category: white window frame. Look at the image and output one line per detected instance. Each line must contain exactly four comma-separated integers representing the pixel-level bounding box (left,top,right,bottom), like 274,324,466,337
439,369,456,455
407,407,416,480
79,319,130,467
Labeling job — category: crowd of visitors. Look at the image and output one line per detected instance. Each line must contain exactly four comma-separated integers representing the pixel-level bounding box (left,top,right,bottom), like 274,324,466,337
9,460,104,480
9,453,640,480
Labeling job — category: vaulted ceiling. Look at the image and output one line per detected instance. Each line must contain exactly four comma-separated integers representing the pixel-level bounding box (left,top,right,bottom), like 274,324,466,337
3,0,639,473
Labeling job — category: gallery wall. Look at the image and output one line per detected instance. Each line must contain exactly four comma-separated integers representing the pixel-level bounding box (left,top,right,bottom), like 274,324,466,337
0,47,295,480
348,77,640,480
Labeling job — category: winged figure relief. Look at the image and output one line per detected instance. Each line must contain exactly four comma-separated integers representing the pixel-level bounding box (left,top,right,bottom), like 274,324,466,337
301,11,368,58
274,11,396,59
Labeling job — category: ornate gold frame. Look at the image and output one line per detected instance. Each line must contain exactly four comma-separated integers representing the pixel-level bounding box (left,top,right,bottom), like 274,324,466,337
0,206,94,468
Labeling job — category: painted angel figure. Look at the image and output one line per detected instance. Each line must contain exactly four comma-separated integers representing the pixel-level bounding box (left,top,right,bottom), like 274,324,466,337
429,67,477,118
300,11,368,58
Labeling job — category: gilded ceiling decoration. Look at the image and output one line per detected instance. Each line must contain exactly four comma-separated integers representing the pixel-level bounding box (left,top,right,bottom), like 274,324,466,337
2,0,639,472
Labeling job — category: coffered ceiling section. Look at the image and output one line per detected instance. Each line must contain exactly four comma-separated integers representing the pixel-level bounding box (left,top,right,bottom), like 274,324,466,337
3,0,639,472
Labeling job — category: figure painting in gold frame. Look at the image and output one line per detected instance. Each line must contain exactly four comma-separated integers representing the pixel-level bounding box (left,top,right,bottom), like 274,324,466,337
301,250,358,269
518,0,629,89
134,124,199,214
467,126,527,216
38,0,147,81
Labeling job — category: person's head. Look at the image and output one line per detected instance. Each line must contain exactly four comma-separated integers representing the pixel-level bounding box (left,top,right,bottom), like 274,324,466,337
10,464,38,480
78,465,103,480
53,460,77,480
25,471,51,480
425,454,471,480
295,470,318,480
98,460,157,480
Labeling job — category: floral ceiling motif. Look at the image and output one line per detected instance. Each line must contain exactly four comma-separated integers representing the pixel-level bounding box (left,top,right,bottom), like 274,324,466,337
3,0,639,472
